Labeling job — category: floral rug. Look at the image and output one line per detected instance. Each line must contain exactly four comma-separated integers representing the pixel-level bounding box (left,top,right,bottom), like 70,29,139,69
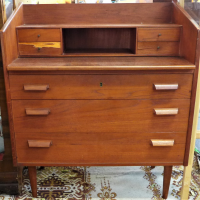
0,156,200,200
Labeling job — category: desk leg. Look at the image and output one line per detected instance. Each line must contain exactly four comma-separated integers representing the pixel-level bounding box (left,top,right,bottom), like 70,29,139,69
28,166,37,197
162,166,172,199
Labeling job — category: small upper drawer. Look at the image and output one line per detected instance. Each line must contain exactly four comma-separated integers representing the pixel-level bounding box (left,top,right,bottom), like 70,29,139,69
18,42,61,56
17,29,61,42
137,28,181,42
17,29,61,56
137,42,179,56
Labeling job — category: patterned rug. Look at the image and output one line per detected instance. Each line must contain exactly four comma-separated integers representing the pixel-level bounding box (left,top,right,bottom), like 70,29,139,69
0,156,200,200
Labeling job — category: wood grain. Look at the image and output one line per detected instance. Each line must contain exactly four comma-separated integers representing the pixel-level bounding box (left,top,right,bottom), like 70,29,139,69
17,29,61,42
151,139,174,146
15,132,186,166
9,74,193,99
19,42,61,48
23,3,172,25
137,28,181,41
137,42,179,56
12,99,190,133
28,140,52,148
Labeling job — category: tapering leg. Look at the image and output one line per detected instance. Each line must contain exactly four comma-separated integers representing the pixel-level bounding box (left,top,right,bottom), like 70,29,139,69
17,166,24,195
28,166,37,197
162,166,173,199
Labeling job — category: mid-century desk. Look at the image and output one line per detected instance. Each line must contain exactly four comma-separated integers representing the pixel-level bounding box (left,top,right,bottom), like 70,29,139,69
1,2,199,199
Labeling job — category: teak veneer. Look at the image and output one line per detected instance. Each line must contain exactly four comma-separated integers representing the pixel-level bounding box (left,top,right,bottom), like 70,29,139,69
1,1,200,199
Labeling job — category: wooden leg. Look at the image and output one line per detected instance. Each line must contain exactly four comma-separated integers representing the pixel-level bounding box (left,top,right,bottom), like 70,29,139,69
28,166,37,197
17,166,24,195
162,166,173,199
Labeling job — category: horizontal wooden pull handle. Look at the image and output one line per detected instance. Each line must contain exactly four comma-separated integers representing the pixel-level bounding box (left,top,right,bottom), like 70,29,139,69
154,108,178,115
26,108,50,116
154,84,178,90
151,139,174,146
28,140,52,148
24,85,49,91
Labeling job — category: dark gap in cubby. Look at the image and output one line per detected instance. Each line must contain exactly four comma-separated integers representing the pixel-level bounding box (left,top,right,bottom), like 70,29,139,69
63,28,136,56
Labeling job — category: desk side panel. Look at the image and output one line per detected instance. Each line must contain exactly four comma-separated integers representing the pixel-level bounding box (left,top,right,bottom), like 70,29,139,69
172,1,200,165
1,3,24,165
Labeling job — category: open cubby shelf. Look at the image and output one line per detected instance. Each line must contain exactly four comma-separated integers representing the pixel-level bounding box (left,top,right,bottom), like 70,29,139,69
63,28,136,56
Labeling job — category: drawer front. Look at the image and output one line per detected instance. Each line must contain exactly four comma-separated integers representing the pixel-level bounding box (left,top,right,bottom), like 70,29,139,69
137,42,179,56
12,99,190,133
18,42,61,56
137,28,181,42
9,74,193,99
17,29,61,42
15,132,186,165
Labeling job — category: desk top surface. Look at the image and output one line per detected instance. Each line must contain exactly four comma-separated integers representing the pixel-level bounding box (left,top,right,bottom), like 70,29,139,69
8,57,195,71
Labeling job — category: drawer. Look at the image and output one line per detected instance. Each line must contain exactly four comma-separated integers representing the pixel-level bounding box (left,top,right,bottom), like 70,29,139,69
18,42,62,56
9,74,193,99
137,28,181,42
15,132,186,165
17,28,61,56
12,99,190,133
17,29,61,42
137,42,179,56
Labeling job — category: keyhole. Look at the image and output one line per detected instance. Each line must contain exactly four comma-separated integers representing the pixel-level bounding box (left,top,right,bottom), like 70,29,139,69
100,82,103,87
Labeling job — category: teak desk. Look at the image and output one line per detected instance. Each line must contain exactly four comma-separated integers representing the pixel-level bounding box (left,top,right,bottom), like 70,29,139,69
1,2,199,199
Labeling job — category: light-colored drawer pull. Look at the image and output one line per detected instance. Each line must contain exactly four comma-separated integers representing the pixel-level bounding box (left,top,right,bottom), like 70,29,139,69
154,108,178,115
24,85,49,91
151,139,174,147
28,140,52,148
26,108,50,116
154,84,178,90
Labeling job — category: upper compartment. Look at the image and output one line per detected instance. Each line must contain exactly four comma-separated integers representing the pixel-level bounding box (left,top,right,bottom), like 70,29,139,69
2,1,198,69
15,2,183,57
16,26,181,57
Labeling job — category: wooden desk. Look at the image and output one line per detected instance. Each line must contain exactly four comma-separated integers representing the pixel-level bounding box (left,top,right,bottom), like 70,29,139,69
1,2,199,199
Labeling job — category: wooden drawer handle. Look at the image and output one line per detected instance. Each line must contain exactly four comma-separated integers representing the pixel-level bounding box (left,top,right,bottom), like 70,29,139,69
151,139,174,147
24,85,49,91
28,140,52,148
154,108,178,115
26,108,50,116
154,84,178,90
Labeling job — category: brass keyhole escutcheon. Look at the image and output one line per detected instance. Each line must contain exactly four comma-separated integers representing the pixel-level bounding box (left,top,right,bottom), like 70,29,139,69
100,82,103,87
